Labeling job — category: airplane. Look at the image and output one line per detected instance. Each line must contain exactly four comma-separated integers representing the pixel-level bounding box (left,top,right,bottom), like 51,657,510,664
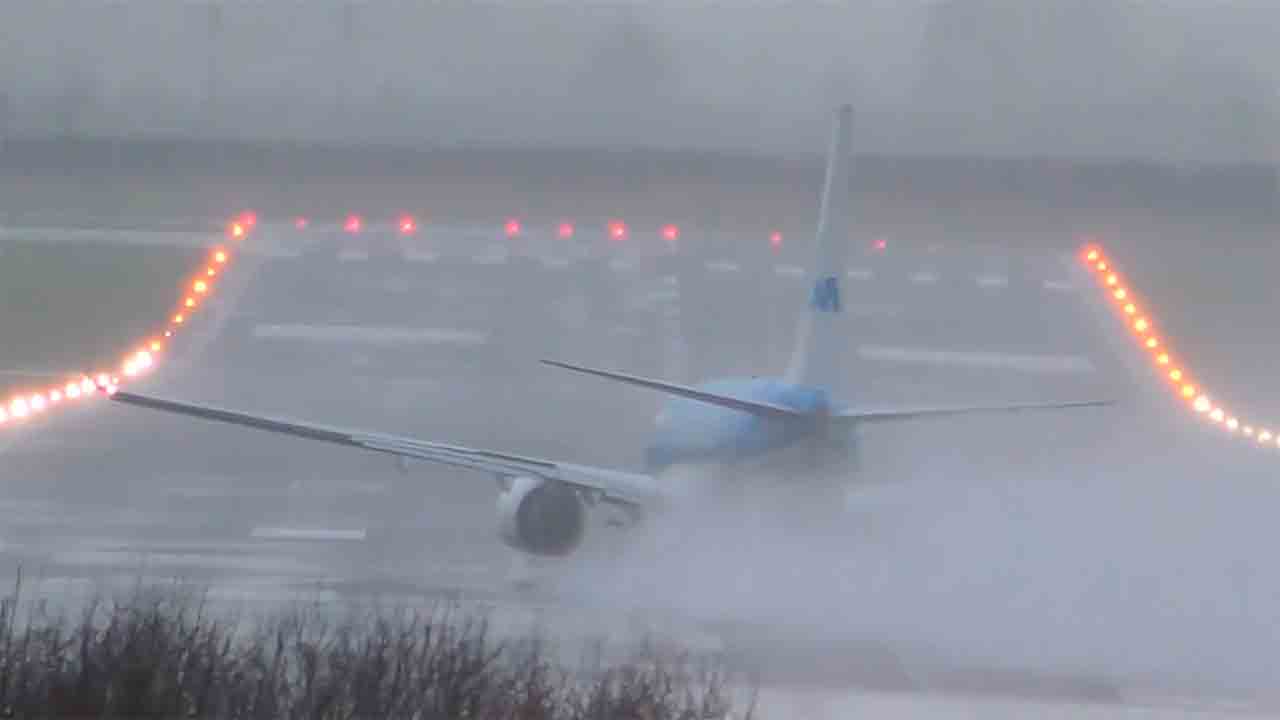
104,105,1110,563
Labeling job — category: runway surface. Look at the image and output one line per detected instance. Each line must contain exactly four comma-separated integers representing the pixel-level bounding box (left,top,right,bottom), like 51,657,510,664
0,220,1274,716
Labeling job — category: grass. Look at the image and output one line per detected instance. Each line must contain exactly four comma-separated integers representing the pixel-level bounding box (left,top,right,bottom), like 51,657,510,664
0,238,202,396
0,572,751,719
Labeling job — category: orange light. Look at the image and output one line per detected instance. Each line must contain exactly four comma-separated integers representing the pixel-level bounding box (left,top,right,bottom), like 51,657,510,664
1123,303,1136,315
1086,249,1099,262
1145,337,1158,349
49,390,62,404
1209,408,1225,423
194,280,208,294
81,377,96,394
229,222,245,239
0,408,6,423
1260,430,1273,443
184,297,195,308
1106,274,1118,286
1244,426,1255,437
1227,417,1239,431
1113,288,1127,301
1096,261,1108,271
214,250,228,264
1181,384,1196,398
1134,318,1149,333
1156,353,1170,365
66,382,81,400
1193,395,1211,413
150,340,162,352
163,330,172,338
10,397,29,419
173,314,185,324
206,267,216,277
1169,369,1183,382
29,394,46,413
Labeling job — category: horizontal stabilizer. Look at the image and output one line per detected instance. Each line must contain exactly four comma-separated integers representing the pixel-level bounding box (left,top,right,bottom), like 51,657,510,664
541,360,804,420
836,399,1113,423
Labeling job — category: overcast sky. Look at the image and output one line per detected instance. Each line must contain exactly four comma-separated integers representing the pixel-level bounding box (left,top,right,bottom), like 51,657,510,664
2,2,1277,164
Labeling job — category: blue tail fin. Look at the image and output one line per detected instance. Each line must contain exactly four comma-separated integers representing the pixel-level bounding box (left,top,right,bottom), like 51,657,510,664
785,104,854,388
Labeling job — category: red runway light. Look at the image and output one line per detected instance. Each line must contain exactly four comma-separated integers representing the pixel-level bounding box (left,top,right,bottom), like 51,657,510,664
344,214,363,233
294,216,309,230
557,222,574,239
240,211,257,228
769,231,783,250
607,220,627,242
872,238,888,252
504,218,521,238
661,224,679,242
398,215,418,235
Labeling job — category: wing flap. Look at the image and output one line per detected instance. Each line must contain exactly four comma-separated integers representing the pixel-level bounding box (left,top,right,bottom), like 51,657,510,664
109,391,656,507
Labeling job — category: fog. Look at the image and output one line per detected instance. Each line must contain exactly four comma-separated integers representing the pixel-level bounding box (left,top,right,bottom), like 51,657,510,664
1,1,1278,164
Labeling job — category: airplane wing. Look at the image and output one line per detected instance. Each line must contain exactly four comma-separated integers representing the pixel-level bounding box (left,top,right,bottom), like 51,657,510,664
835,398,1113,423
108,391,661,509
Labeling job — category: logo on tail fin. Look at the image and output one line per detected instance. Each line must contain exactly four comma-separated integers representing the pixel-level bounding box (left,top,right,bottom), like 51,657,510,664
810,276,841,313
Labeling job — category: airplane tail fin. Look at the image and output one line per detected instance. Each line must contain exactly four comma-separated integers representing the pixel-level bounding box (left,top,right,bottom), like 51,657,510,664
785,104,854,389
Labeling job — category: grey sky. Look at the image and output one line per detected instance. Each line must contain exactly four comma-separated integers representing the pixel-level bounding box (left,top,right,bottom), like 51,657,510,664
2,2,1277,164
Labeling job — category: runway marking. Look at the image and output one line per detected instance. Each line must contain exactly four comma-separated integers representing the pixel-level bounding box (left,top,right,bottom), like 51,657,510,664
472,252,509,265
252,324,490,346
404,250,438,263
250,527,368,541
857,345,1096,374
337,249,369,262
846,268,873,280
775,264,804,277
909,271,938,285
705,260,740,273
976,274,1009,288
609,258,636,272
1043,279,1076,292
540,257,574,269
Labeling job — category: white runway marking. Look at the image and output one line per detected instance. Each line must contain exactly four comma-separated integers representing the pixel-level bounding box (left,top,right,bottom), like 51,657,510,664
705,260,740,273
337,249,368,262
847,268,873,280
253,324,490,346
540,257,574,269
404,250,438,263
609,258,636,272
250,527,368,541
976,274,1009,288
857,345,1096,374
909,270,938,285
1044,280,1076,292
775,264,805,277
472,252,509,265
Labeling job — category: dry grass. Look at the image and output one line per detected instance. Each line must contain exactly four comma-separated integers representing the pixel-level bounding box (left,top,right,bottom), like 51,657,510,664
0,571,753,719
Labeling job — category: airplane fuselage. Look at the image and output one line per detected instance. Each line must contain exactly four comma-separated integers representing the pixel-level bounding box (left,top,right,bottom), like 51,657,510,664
643,376,839,473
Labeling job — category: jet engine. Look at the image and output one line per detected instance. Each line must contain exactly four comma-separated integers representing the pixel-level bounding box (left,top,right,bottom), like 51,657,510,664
496,475,586,557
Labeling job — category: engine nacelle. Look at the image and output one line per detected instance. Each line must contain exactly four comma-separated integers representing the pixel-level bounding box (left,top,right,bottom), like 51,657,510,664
496,475,586,557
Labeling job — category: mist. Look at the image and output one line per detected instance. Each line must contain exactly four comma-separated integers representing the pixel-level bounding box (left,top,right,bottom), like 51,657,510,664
1,1,1278,165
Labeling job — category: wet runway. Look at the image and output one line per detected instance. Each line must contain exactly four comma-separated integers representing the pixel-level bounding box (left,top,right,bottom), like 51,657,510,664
2,220,1270,713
